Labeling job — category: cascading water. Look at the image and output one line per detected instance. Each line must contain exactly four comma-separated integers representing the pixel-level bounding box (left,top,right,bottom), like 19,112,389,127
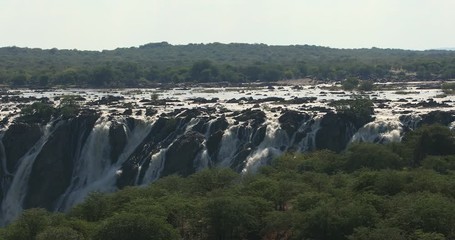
242,121,289,173
193,118,217,171
0,121,59,225
56,117,152,211
298,117,321,152
0,106,451,226
141,148,167,183
350,120,403,143
217,125,242,167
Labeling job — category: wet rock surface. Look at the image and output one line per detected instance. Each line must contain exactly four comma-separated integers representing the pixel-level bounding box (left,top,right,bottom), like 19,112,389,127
1,83,455,224
24,113,99,210
2,123,42,173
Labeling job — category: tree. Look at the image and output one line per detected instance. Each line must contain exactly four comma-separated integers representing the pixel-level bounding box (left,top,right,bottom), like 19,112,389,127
344,143,405,171
204,196,267,240
93,213,178,240
358,80,374,91
190,60,219,82
92,65,114,87
402,124,455,166
1,208,51,240
342,77,360,90
36,227,84,240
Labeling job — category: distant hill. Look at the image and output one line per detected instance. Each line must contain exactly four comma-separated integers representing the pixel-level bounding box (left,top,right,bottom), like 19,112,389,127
431,48,455,51
0,43,455,87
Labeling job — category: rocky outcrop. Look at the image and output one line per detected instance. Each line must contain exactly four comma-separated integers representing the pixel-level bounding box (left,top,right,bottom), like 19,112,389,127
233,109,266,127
420,111,455,126
316,112,368,153
109,121,127,164
279,110,310,137
161,131,205,177
2,123,42,173
23,114,99,210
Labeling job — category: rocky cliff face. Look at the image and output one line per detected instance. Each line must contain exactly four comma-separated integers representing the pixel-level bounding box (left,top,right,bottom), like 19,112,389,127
0,106,453,225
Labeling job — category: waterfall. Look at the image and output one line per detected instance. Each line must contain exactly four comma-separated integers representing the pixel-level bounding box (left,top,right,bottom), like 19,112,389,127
217,125,241,167
242,121,288,173
400,115,421,130
194,118,217,171
56,117,152,211
55,118,112,211
298,117,321,152
141,148,168,184
350,121,403,143
0,121,59,225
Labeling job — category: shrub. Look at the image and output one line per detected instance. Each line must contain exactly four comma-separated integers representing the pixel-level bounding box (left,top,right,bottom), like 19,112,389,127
93,213,178,240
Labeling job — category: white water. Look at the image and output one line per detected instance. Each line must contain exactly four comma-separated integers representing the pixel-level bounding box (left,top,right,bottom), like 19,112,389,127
242,121,289,173
351,120,403,143
141,148,167,183
217,126,241,168
56,117,152,211
1,82,455,225
298,117,322,152
0,121,57,225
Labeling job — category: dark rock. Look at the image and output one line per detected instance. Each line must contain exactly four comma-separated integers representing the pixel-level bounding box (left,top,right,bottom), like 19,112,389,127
161,131,204,177
145,108,157,117
400,99,450,108
109,121,127,164
233,109,266,127
2,123,42,173
278,110,310,137
254,97,284,103
206,130,225,162
191,97,219,104
315,112,364,153
285,97,317,104
252,125,267,146
208,117,229,136
24,113,99,210
123,108,133,115
94,95,125,105
420,111,455,126
118,118,180,187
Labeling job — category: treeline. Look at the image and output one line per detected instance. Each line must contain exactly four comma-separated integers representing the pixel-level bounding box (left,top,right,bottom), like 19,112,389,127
1,124,455,240
1,43,455,87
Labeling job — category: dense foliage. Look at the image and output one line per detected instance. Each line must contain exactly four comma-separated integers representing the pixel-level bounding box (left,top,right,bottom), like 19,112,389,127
1,124,454,240
1,43,455,87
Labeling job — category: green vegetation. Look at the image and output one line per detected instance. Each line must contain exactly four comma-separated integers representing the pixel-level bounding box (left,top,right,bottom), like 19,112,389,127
341,77,360,90
442,82,455,94
341,77,375,91
1,124,455,239
329,97,375,127
17,98,82,123
0,43,455,87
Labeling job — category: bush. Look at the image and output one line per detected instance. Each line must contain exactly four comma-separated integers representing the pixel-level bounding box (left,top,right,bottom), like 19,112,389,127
36,226,84,240
18,102,55,123
329,97,375,127
344,143,405,171
402,124,455,166
93,213,178,240
358,80,374,91
442,82,455,94
342,77,360,91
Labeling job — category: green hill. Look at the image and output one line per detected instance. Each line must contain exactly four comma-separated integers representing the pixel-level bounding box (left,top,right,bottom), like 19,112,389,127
1,43,455,87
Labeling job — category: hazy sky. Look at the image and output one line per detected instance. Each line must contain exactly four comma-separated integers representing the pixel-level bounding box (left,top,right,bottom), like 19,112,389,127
0,0,454,50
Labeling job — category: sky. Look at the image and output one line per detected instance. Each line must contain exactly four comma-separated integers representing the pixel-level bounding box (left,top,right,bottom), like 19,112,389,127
0,0,454,51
